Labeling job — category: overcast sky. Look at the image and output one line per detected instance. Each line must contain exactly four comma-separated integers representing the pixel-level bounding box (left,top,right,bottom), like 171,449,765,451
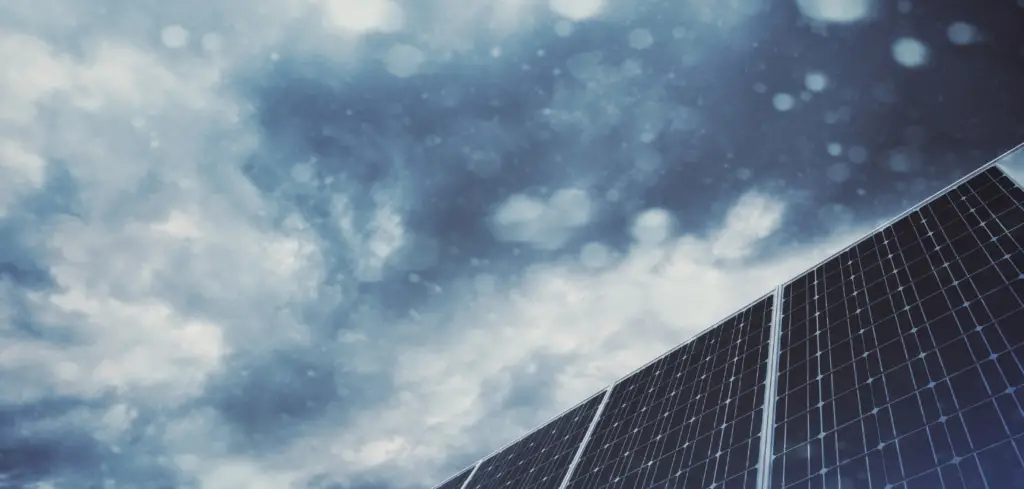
2,0,1024,488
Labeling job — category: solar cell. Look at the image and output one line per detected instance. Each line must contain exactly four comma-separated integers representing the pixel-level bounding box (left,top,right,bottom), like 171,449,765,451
464,392,605,489
562,295,775,489
434,466,475,489
769,166,1024,489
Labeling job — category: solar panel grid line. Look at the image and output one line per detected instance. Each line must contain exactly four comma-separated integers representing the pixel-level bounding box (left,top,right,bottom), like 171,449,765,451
769,164,1024,489
459,462,481,489
903,194,989,486
895,168,1024,487
908,168,1024,488
558,386,614,489
778,141,1024,290
756,286,785,489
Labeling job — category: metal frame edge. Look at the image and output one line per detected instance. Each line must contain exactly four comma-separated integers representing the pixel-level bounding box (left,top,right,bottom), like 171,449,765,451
755,285,785,489
557,386,614,489
458,461,481,489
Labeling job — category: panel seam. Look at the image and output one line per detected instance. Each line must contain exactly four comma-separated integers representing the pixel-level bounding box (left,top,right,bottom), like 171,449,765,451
557,386,613,489
458,461,481,489
755,286,784,489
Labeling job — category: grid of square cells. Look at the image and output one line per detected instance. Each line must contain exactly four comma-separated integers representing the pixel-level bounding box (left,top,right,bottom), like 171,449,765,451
464,393,603,489
771,167,1024,489
564,295,775,489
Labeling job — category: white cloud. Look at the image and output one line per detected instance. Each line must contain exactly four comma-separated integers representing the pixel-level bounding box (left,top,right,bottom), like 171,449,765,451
490,188,594,250
161,24,191,49
795,0,874,23
322,0,405,35
631,208,675,245
384,43,427,78
549,0,607,21
0,33,71,123
333,195,408,282
711,191,786,260
628,28,654,50
5,290,227,403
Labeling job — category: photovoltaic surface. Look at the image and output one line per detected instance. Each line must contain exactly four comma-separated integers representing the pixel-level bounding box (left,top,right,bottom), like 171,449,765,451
434,466,474,489
464,392,604,489
771,166,1024,489
563,295,775,489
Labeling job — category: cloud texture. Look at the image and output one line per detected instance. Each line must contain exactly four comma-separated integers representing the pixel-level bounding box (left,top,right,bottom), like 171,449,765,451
2,0,1023,488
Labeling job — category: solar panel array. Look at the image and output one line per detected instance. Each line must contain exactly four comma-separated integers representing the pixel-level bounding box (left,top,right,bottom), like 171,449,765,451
464,392,604,489
770,167,1024,489
430,151,1024,489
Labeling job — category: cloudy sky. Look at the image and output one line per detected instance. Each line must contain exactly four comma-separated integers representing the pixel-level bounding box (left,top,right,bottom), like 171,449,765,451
2,0,1024,488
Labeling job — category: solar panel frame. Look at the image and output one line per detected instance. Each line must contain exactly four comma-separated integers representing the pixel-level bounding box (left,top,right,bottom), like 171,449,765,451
767,146,1024,489
756,285,785,489
557,387,614,489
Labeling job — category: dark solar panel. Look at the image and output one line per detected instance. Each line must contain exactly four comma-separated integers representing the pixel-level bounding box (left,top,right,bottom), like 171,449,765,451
464,392,604,489
562,295,775,489
434,466,474,489
770,166,1024,489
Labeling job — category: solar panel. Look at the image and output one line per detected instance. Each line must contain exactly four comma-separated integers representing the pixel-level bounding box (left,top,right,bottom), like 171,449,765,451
434,466,475,489
769,166,1024,489
463,392,605,489
562,295,775,489
429,145,1024,489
